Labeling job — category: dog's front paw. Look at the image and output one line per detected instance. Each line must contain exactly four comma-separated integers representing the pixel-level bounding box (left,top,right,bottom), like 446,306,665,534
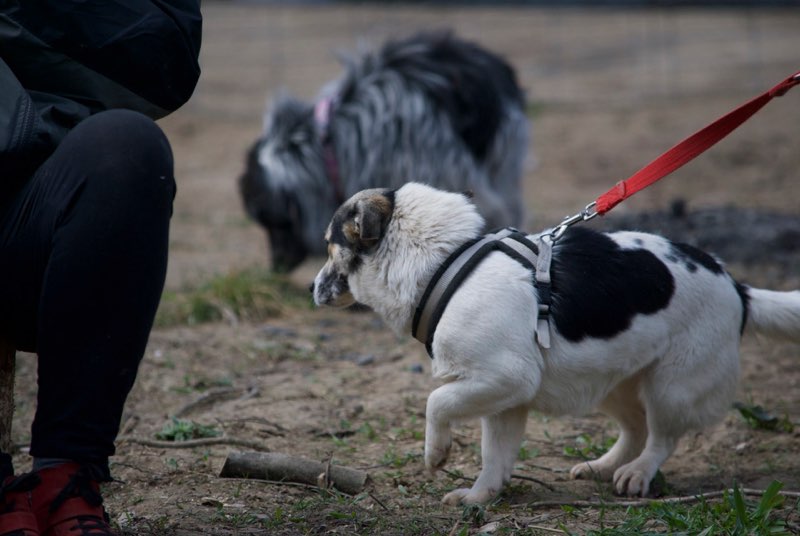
612,463,654,497
570,460,614,482
424,427,451,473
442,487,497,506
424,440,451,474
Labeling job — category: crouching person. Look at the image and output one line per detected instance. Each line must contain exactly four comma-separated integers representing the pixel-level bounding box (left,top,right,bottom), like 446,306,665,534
0,2,202,534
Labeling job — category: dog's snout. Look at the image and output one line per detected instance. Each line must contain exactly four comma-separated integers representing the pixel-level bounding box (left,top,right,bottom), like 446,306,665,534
309,281,315,294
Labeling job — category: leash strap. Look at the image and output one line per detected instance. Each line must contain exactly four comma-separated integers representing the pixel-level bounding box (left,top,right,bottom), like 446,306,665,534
595,70,800,215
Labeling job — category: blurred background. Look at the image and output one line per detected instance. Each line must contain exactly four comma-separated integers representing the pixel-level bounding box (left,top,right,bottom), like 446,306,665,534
160,1,799,290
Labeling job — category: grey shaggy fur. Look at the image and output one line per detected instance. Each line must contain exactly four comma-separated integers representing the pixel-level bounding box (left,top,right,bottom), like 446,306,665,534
239,30,530,271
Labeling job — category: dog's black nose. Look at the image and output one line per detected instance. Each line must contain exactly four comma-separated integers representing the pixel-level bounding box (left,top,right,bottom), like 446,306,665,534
308,282,315,294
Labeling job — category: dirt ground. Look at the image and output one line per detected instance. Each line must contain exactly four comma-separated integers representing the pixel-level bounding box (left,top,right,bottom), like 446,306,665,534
9,3,800,534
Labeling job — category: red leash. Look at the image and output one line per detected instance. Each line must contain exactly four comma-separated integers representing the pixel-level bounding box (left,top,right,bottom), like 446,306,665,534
551,70,800,239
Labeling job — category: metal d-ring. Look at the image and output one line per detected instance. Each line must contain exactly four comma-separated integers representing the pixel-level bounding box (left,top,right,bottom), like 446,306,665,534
550,201,599,241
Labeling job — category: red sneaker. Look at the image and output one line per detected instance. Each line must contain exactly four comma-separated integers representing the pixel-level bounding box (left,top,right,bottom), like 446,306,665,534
0,473,42,536
30,464,116,536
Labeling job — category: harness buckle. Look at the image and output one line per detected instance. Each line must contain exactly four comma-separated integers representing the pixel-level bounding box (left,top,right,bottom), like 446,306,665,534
551,201,598,241
533,235,554,349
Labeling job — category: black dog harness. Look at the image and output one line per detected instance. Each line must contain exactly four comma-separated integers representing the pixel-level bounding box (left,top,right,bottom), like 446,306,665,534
411,228,554,358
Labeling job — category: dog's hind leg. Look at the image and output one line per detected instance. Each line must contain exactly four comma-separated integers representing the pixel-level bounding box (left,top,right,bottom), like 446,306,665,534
612,430,677,497
612,337,740,497
611,375,685,497
571,375,647,482
442,405,529,506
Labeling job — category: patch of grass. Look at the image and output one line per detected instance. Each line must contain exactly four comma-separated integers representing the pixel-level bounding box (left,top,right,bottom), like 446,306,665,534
461,503,488,525
155,268,310,327
170,373,232,394
518,442,540,461
261,493,408,534
155,417,221,442
564,433,618,460
381,446,421,468
358,421,378,441
212,507,263,529
575,480,791,535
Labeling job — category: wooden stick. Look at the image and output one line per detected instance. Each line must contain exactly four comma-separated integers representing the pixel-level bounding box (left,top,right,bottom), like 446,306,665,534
0,340,15,455
117,436,268,451
219,451,369,495
173,387,238,418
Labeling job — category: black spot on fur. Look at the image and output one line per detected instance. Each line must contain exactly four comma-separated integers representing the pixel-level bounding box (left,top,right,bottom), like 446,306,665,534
328,190,395,272
735,282,750,334
549,227,675,342
328,213,349,248
670,242,724,274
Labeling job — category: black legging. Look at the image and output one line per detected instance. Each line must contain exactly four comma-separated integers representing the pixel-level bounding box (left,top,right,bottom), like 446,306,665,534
0,109,175,477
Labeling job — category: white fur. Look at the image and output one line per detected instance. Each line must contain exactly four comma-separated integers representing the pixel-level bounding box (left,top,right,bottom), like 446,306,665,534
349,185,485,332
313,183,800,505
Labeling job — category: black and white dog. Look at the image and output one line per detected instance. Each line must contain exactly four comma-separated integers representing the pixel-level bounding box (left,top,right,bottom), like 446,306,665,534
239,31,529,271
312,183,800,505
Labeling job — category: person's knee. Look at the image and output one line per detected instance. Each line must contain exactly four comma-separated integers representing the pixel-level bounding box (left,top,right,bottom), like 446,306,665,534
70,110,177,212
78,109,173,172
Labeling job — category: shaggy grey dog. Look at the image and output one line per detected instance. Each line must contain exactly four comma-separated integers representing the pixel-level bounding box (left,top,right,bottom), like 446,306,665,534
239,30,530,271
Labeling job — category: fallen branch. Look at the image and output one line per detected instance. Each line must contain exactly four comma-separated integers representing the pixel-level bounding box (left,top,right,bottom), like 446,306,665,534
174,387,239,418
219,451,369,495
443,469,555,492
117,436,267,451
0,340,16,456
511,473,556,492
513,487,800,510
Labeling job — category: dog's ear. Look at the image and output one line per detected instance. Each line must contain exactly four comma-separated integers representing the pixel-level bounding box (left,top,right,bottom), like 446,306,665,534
344,191,394,250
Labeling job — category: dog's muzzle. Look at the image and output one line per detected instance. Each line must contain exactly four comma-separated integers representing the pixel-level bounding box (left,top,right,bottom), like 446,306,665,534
311,268,354,308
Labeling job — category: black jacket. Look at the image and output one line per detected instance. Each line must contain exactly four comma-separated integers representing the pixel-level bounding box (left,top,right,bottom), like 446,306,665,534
0,0,202,199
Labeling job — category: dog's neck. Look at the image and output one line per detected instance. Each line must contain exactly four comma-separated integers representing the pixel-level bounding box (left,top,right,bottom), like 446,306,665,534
352,184,485,335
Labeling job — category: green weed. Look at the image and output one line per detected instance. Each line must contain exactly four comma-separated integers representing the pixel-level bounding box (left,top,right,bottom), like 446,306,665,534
564,433,618,460
518,442,540,461
734,402,794,433
155,417,221,441
381,446,421,468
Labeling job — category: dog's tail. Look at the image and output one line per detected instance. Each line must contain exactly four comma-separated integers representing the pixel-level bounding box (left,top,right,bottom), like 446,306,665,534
744,287,800,342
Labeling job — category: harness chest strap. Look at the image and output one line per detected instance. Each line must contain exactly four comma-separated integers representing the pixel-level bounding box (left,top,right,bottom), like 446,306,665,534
412,228,554,358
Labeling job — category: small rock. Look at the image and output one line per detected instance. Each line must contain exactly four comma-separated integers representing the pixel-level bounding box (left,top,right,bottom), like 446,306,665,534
260,324,297,338
409,363,424,374
356,354,376,366
116,512,134,529
478,521,500,533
